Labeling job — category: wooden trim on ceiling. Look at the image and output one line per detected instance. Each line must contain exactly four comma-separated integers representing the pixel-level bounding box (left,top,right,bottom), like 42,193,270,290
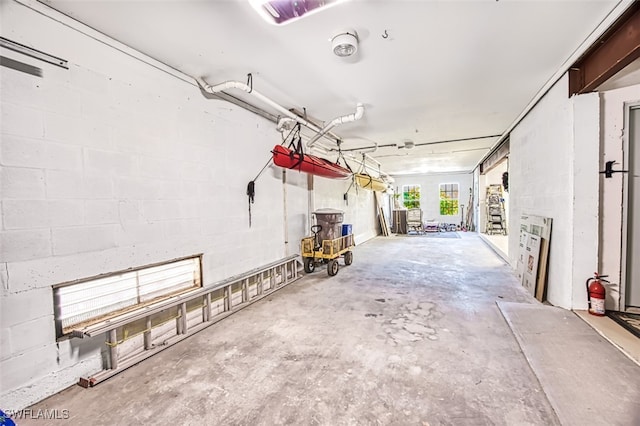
569,2,640,97
480,138,509,174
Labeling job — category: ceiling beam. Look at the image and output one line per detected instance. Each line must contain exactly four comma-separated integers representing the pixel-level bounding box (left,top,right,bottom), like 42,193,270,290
569,2,640,96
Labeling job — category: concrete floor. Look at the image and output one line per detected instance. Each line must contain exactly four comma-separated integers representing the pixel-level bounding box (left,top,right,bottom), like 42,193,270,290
575,310,640,365
499,302,640,425
25,234,564,425
479,233,509,263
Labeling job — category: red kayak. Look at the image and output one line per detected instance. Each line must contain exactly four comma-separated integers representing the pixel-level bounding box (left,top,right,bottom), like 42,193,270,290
272,145,352,179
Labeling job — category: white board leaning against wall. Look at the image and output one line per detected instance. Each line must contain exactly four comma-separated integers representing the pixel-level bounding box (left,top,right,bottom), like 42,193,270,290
516,214,553,301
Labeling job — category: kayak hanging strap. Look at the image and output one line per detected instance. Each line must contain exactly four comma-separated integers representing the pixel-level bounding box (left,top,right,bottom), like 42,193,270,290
335,141,353,174
287,124,305,171
246,154,274,228
247,181,255,227
357,153,367,174
247,123,302,228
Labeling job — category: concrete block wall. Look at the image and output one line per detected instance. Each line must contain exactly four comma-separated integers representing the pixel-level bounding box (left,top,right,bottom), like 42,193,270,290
472,167,481,232
283,170,310,257
0,0,350,409
391,172,474,226
313,176,378,245
571,92,599,310
495,79,622,312
509,75,575,309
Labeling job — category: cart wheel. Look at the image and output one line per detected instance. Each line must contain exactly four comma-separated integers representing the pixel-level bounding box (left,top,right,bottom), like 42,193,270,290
344,251,353,266
304,257,315,273
327,259,339,276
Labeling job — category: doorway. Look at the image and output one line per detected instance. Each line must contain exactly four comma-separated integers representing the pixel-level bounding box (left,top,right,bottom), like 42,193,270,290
624,107,640,312
479,158,509,258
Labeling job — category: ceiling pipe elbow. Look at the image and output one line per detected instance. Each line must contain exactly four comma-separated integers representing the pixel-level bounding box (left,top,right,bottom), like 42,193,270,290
337,102,364,124
215,80,249,92
277,117,297,132
329,103,364,128
307,103,365,148
196,78,247,94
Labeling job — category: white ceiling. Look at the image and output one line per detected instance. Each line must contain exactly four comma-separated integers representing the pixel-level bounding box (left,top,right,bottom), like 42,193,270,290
41,0,622,175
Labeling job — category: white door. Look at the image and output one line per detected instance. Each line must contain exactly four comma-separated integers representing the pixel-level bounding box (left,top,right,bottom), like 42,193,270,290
626,108,640,309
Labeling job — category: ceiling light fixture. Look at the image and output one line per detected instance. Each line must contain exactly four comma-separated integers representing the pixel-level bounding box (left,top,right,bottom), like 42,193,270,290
332,30,358,57
249,0,345,25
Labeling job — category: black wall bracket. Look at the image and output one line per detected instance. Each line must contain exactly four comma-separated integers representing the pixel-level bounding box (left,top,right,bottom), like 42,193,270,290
600,160,628,178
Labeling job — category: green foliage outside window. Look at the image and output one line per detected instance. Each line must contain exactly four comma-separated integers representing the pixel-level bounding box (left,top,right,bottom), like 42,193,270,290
440,199,459,215
403,185,420,209
439,183,459,215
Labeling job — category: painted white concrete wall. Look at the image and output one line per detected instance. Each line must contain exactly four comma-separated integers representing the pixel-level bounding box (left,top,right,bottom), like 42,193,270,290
509,74,600,310
599,84,640,310
571,92,600,310
391,173,473,227
472,167,480,232
313,177,378,245
283,170,309,257
0,1,368,410
509,75,574,309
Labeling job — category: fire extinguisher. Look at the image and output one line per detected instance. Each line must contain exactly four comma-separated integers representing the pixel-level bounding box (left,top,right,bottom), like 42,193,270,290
585,272,608,316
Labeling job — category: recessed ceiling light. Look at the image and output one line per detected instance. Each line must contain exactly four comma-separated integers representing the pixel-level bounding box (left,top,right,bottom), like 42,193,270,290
332,30,358,57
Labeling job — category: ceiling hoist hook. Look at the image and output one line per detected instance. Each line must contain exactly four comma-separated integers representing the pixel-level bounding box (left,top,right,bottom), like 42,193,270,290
246,73,253,93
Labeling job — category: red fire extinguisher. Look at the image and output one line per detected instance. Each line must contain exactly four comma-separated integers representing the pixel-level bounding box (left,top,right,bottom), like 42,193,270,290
585,272,608,316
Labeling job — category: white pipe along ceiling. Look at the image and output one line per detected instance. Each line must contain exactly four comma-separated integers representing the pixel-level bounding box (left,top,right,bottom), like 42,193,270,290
196,76,344,149
306,103,365,148
195,76,385,178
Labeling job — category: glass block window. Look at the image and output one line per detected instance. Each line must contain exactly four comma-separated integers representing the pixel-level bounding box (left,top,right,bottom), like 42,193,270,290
402,185,421,209
53,256,202,338
439,183,459,215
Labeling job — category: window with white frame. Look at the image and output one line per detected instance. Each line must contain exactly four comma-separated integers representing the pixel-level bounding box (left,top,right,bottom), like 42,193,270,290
402,184,421,209
439,183,459,215
53,256,202,338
